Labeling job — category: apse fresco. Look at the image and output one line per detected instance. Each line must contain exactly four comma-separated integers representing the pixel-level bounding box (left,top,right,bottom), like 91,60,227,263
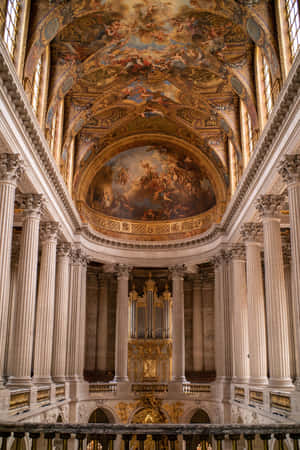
86,145,216,221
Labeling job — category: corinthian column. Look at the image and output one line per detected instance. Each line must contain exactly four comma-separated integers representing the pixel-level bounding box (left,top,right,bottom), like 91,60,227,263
96,273,108,372
241,223,268,385
8,194,43,386
279,154,300,387
67,248,88,381
193,275,203,372
52,243,71,382
256,194,292,387
0,154,23,384
170,265,186,382
33,222,59,384
114,265,131,382
229,245,250,383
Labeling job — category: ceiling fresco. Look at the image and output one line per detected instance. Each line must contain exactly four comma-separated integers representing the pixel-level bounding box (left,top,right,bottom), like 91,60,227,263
86,144,216,221
24,0,281,239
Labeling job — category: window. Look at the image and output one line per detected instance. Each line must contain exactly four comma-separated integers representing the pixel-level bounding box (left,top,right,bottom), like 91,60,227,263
247,113,254,154
286,0,300,60
31,57,41,114
262,55,273,117
50,111,57,152
3,0,21,58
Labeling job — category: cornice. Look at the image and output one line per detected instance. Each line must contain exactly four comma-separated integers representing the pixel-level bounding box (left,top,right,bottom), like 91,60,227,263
0,39,81,231
0,40,299,254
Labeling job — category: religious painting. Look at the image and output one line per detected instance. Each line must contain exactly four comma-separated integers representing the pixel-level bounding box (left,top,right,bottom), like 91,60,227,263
86,145,216,221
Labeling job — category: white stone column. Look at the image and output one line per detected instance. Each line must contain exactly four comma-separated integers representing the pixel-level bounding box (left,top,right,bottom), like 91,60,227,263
96,273,108,372
193,275,203,373
230,245,250,383
33,222,59,384
78,257,87,378
170,265,186,382
0,154,23,384
241,223,268,385
256,194,292,387
8,193,43,386
279,155,300,387
114,265,131,382
67,248,87,381
52,243,71,382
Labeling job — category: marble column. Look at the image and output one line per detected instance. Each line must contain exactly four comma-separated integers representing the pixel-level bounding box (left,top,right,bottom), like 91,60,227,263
256,194,292,387
67,248,87,381
33,222,59,384
78,257,88,378
170,265,186,382
0,153,23,384
52,243,71,382
241,223,268,385
279,154,300,387
96,273,108,372
114,265,131,382
8,193,43,386
230,244,250,383
193,275,203,372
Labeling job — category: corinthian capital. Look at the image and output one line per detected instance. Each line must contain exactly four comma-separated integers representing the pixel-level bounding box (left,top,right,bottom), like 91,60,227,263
16,193,44,217
57,242,71,258
114,264,132,279
229,244,246,261
0,153,23,183
278,154,300,185
169,264,186,279
40,222,60,242
255,194,284,219
240,222,263,243
71,247,89,266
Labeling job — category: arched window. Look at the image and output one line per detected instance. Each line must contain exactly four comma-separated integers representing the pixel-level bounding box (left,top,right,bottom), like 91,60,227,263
262,55,273,118
3,0,21,58
247,113,254,155
285,0,300,60
31,57,42,114
50,110,57,152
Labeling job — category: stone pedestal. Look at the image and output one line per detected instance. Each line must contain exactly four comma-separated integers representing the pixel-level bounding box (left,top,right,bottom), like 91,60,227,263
52,243,71,382
241,223,268,385
256,194,292,387
170,265,186,382
0,154,23,385
279,155,300,388
8,194,43,386
33,222,59,384
114,265,131,382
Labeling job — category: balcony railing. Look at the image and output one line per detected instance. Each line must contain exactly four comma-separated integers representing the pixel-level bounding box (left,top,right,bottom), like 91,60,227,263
0,424,299,450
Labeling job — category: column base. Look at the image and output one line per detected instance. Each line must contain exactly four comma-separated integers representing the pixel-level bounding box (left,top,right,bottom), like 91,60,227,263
171,376,187,382
249,376,269,386
7,376,32,387
52,376,66,384
269,376,294,389
233,377,249,384
32,376,52,385
294,377,300,391
113,376,129,382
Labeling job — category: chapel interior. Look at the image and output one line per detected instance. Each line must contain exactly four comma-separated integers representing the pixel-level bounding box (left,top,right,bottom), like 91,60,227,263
0,0,299,448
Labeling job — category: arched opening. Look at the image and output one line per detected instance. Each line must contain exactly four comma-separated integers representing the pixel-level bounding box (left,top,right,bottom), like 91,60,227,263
129,402,168,449
190,409,211,450
87,408,111,450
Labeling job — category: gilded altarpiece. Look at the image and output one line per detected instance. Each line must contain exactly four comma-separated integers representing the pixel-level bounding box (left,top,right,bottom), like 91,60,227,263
128,275,172,382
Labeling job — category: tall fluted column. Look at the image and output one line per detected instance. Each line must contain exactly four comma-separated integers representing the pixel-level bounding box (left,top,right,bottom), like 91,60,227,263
241,223,268,385
0,154,23,384
256,194,292,387
279,155,300,387
33,222,59,384
170,265,186,382
67,248,87,381
114,265,131,382
8,194,43,386
78,257,87,378
96,273,108,372
52,243,71,382
230,245,250,383
193,275,203,372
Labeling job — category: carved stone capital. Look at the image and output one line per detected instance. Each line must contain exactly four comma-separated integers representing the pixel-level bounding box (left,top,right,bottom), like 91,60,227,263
0,153,23,184
169,264,186,279
240,222,263,243
40,222,59,242
16,193,44,217
115,264,132,279
57,242,71,258
278,154,300,185
71,247,89,266
229,244,246,261
255,194,284,219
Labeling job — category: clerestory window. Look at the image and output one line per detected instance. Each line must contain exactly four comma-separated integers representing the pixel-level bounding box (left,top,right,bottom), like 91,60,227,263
3,0,21,58
285,0,300,60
